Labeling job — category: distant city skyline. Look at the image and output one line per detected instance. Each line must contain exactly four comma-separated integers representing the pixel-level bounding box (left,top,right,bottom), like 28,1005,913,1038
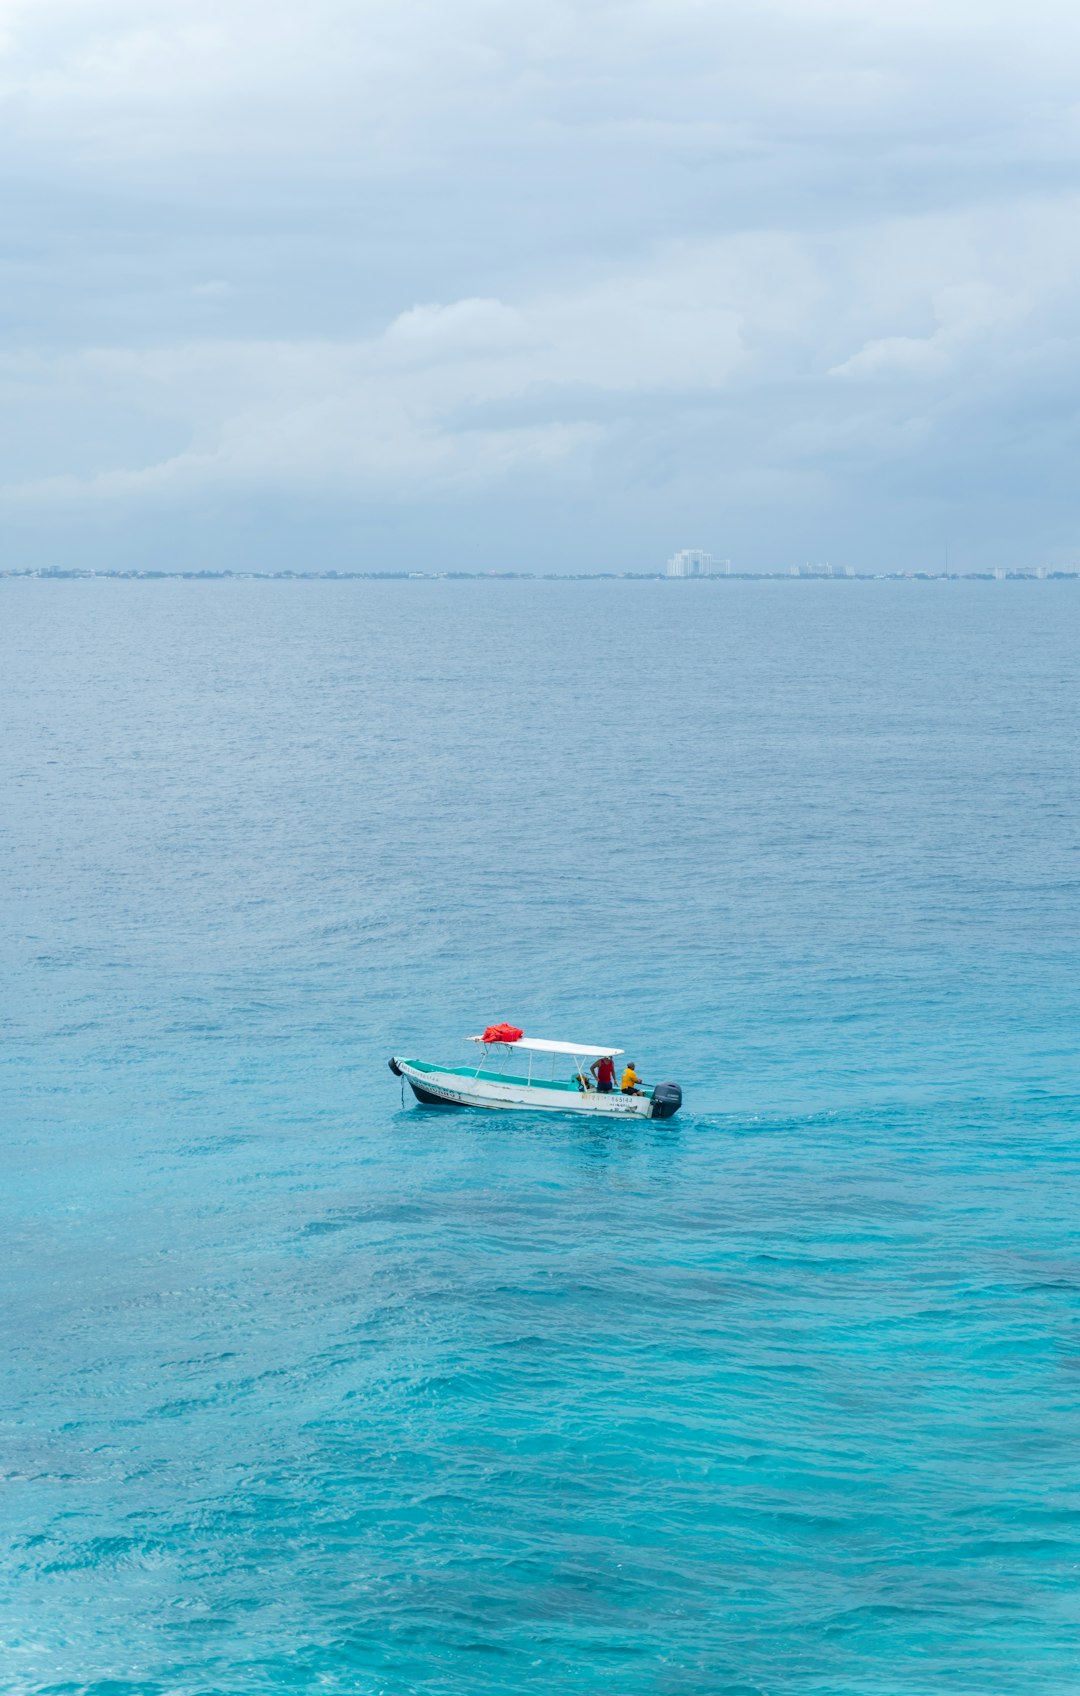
665,550,731,578
2,566,1075,584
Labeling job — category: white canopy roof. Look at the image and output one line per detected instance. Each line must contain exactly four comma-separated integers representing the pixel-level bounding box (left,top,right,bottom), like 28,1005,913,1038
468,1035,623,1058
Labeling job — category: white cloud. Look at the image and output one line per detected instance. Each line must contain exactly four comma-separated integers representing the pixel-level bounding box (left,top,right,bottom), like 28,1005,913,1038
2,0,1080,562
3,0,1080,173
3,200,1077,513
382,299,533,361
830,283,1021,379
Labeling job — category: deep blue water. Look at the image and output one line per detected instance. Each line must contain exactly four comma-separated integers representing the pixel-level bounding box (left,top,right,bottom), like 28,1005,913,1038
3,580,1079,1695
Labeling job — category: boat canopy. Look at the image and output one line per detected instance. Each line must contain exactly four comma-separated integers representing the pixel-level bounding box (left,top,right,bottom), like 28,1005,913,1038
468,1035,623,1058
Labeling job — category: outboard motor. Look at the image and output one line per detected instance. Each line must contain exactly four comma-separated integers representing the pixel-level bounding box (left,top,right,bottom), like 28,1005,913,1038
650,1081,682,1120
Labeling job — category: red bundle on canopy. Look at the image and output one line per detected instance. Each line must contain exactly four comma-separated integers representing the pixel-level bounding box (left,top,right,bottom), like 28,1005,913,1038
481,1023,524,1044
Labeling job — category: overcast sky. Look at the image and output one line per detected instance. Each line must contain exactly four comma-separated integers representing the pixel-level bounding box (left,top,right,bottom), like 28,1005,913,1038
2,0,1079,572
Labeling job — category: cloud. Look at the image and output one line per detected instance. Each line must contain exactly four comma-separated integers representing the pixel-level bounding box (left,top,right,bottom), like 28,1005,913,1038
382,299,533,360
3,202,1076,505
830,282,1023,380
3,0,1079,184
2,0,1080,566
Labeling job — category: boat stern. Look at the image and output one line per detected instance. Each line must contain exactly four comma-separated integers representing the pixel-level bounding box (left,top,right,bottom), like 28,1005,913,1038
649,1081,682,1119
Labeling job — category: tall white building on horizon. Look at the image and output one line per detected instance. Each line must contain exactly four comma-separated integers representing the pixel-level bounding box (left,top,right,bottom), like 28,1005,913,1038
665,549,730,578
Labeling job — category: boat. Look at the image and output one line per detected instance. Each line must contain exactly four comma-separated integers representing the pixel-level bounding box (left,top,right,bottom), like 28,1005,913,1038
389,1032,682,1119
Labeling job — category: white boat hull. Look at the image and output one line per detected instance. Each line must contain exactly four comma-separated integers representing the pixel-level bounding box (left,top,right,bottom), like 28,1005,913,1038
392,1058,662,1118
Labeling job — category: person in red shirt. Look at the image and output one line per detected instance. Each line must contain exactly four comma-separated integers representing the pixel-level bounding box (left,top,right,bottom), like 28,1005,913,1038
590,1053,616,1093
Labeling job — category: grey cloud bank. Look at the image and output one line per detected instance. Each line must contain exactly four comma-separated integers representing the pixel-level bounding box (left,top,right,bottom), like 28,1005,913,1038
2,0,1080,572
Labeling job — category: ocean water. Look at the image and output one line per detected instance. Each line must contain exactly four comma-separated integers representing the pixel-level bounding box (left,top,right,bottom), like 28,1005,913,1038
2,579,1079,1696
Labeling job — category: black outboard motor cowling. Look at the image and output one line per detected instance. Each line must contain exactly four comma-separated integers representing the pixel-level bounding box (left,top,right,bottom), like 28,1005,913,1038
650,1081,682,1120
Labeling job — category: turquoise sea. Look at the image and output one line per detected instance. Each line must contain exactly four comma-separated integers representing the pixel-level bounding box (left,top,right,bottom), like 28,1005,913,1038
3,580,1079,1695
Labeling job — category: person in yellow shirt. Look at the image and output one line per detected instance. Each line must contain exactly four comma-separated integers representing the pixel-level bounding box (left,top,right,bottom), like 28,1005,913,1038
621,1062,642,1095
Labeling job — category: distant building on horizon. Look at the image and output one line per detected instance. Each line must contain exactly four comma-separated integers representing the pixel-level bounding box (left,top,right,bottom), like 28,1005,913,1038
665,549,730,578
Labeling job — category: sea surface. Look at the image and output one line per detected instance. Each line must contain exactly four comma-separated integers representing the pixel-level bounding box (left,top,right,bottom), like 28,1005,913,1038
3,579,1079,1696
